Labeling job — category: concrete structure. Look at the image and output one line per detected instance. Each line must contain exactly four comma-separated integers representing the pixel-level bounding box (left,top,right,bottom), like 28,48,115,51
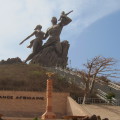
0,91,69,118
0,91,120,120
41,78,56,119
67,97,120,120
67,97,88,116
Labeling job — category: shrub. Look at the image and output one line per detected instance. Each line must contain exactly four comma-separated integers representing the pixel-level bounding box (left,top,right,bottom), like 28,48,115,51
106,92,115,100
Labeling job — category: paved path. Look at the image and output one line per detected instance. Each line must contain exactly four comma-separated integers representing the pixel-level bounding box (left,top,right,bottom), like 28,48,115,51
80,104,120,120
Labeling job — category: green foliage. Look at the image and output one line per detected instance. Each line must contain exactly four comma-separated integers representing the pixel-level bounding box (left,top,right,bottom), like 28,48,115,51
106,92,115,100
33,117,39,120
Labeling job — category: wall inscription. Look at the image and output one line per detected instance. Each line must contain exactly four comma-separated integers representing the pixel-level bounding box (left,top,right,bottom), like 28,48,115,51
0,95,44,100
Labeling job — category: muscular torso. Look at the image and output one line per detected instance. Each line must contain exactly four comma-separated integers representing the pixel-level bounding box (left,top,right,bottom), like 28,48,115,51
47,24,63,38
44,16,72,46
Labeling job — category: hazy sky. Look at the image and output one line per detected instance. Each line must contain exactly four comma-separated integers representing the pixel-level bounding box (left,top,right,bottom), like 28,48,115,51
0,0,120,80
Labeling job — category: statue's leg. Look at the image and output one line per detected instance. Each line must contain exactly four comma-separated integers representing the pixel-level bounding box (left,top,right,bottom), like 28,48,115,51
24,40,39,63
24,53,35,63
42,37,56,49
27,40,34,48
55,41,62,55
33,40,39,53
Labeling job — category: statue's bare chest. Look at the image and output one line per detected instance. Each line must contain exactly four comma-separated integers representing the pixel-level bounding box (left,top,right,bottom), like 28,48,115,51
48,25,62,35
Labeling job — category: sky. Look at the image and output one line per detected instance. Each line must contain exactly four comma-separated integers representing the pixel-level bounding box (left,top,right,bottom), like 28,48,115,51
0,0,120,81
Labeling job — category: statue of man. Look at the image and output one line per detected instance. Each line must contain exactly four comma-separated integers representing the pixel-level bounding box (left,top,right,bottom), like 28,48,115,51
19,25,45,63
43,11,72,54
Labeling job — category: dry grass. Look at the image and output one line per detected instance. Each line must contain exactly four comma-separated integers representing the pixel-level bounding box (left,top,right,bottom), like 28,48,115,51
0,64,47,91
0,64,84,99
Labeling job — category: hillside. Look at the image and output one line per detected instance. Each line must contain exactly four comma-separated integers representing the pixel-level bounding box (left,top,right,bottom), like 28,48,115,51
0,64,84,99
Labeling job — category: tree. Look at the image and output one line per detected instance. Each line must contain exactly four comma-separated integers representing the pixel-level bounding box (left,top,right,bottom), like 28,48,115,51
81,56,119,104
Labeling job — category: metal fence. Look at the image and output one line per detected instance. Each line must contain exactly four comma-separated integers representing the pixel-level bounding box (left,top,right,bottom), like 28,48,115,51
78,97,120,106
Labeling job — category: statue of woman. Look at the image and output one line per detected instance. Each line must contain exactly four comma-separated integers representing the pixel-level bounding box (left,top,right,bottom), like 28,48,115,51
19,25,45,63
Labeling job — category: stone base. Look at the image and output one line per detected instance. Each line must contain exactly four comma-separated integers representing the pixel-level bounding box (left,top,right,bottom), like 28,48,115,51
41,111,56,119
31,40,69,68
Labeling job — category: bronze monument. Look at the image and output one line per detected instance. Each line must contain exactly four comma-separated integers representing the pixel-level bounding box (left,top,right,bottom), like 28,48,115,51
20,11,73,67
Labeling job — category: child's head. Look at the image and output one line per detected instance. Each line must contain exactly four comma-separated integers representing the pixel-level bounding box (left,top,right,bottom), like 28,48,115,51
61,11,65,15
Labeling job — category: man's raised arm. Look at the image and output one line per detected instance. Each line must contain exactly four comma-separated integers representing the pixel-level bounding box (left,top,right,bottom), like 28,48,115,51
59,15,72,27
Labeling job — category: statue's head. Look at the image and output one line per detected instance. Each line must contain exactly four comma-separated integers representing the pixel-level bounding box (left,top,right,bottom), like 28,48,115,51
34,25,42,30
51,17,57,25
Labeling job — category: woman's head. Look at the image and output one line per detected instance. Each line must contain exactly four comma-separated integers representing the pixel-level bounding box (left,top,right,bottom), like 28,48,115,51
34,25,42,30
51,17,57,25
